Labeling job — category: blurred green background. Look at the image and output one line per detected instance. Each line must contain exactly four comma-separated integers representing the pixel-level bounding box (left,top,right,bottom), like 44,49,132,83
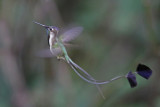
0,0,160,107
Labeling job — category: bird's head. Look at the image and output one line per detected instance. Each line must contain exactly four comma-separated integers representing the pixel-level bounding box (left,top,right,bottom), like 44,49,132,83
33,21,59,36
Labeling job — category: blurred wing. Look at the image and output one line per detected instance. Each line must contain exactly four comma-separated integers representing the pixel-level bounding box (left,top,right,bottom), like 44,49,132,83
60,26,83,43
35,48,61,58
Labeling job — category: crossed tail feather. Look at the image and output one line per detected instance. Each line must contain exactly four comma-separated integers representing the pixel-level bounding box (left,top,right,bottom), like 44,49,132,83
68,58,105,99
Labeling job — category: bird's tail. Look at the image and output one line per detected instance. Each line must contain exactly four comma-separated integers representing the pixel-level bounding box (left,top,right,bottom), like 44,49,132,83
67,57,106,99
63,56,125,99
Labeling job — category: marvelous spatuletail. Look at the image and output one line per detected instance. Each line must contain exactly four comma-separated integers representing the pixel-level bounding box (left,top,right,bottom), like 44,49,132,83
33,21,153,98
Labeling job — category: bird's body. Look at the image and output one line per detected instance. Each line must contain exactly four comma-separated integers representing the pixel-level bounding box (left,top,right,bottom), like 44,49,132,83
49,31,59,56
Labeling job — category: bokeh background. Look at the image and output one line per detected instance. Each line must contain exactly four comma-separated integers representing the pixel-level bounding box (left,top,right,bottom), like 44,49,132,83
0,0,160,107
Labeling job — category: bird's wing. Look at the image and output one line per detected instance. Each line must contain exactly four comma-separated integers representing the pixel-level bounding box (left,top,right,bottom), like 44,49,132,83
60,26,83,43
35,48,61,58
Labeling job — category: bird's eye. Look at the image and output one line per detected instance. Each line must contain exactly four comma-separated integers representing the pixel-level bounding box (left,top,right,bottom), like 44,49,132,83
49,28,52,31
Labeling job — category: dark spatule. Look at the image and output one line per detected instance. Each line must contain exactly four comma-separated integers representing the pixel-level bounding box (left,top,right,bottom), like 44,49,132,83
127,71,137,88
136,64,152,79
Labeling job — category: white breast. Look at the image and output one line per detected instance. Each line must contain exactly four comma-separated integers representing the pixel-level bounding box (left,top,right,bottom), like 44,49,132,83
49,32,55,47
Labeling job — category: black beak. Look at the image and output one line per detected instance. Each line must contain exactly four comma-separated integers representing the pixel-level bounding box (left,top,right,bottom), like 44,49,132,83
33,21,49,29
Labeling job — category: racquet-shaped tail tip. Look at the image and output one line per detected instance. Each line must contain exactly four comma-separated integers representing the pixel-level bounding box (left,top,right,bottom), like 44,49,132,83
127,71,137,88
136,64,152,79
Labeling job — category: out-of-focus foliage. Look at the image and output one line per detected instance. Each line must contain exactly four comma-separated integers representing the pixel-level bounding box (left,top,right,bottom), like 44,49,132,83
0,0,160,107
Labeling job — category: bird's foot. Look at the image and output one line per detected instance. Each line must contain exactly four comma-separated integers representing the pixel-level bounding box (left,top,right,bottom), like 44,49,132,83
57,56,65,61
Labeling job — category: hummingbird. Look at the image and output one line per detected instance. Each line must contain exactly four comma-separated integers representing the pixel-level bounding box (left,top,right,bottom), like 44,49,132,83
33,21,107,98
34,21,152,98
